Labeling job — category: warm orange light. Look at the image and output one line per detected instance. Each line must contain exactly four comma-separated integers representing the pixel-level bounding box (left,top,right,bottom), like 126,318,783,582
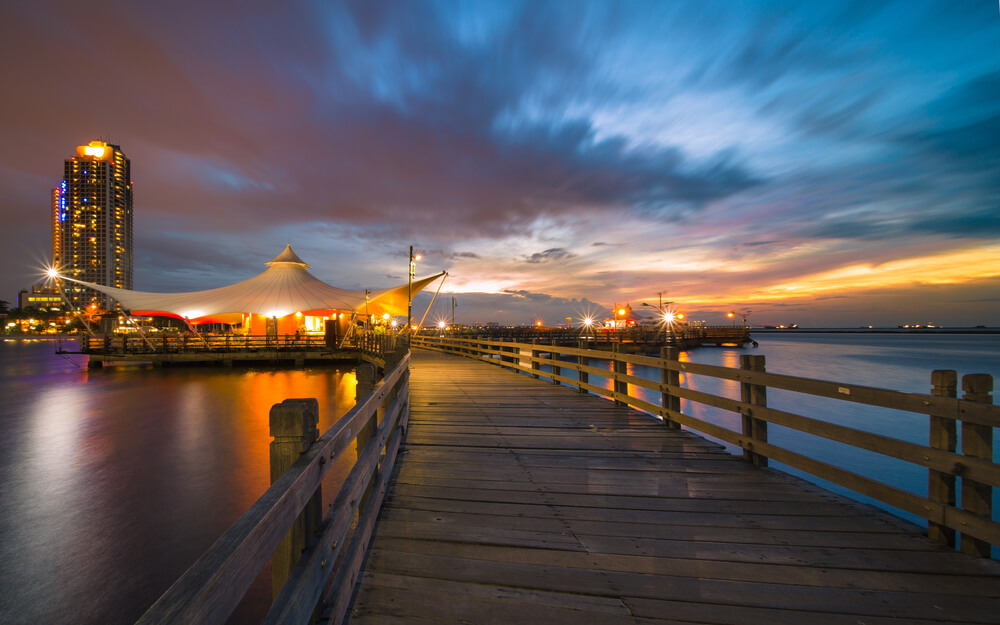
617,308,626,316
727,312,734,318
79,141,109,159
536,320,543,326
676,313,684,320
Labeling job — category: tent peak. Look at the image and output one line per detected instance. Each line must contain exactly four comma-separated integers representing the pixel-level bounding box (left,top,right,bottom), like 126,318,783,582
267,244,310,268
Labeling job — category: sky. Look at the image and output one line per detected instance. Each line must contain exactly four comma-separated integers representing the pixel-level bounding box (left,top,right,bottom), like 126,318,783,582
2,0,999,328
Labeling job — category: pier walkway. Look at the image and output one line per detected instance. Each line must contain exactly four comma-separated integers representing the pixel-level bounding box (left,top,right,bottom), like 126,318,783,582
347,349,1000,624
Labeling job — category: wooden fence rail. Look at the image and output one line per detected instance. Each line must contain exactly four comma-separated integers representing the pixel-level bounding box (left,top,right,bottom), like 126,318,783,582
411,335,1000,557
134,347,410,625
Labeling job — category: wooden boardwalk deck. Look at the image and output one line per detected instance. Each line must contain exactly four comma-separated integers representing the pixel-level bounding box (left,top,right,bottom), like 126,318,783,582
346,350,1000,624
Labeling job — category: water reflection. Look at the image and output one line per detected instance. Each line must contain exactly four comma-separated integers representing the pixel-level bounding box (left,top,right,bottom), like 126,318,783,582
0,341,359,625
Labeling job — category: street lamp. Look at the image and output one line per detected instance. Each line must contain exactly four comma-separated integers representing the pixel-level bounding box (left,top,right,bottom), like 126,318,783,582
407,246,421,334
728,310,751,328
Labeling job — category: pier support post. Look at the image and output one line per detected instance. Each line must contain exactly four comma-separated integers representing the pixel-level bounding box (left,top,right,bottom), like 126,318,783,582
356,363,379,508
928,370,957,548
740,355,768,467
531,339,541,380
613,343,627,406
269,397,320,599
960,374,993,558
661,347,681,429
577,340,589,394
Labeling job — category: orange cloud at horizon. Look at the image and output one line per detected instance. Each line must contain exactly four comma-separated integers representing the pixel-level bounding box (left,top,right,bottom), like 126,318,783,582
678,243,1000,308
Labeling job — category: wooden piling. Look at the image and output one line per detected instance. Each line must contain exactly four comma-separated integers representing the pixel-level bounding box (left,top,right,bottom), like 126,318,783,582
269,397,320,598
740,354,768,467
613,343,627,406
928,369,957,547
577,340,589,394
960,373,993,558
661,346,681,429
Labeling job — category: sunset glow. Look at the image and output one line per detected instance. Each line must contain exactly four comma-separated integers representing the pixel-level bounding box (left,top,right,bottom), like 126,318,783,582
1,2,998,327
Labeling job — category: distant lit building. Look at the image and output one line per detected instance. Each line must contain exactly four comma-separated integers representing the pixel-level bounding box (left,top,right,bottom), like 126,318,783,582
17,284,64,312
52,140,133,310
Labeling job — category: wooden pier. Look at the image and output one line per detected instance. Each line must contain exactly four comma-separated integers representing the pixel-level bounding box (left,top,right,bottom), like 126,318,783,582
133,339,1000,625
347,349,1000,624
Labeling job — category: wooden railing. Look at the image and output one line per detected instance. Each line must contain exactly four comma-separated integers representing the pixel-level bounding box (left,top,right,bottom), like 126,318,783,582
412,336,1000,557
82,332,399,358
134,348,410,625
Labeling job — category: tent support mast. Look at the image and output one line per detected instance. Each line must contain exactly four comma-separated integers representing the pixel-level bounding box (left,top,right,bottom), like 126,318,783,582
338,313,358,350
51,278,97,339
414,272,448,335
183,317,211,349
123,311,157,350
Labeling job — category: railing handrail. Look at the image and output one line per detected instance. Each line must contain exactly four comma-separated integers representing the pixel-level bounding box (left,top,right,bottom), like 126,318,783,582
411,335,999,557
134,350,410,625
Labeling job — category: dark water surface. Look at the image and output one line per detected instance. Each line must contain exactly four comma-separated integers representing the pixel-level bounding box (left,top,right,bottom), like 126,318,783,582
0,339,358,625
1,332,998,623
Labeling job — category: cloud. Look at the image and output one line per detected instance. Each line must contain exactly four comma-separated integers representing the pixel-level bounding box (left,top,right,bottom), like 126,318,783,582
523,248,575,264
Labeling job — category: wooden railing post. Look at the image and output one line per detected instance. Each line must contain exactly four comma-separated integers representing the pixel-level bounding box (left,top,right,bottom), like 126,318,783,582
269,398,320,598
960,373,993,558
577,340,589,394
550,352,561,385
928,369,957,547
661,347,681,429
613,343,627,406
531,339,541,379
740,354,768,467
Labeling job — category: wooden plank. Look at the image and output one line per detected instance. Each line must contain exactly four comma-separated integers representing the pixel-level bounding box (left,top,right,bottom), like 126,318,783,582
375,507,947,550
363,549,1000,623
370,536,1000,596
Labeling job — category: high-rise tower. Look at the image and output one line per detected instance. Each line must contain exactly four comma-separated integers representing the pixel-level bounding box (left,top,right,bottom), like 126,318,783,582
52,140,133,311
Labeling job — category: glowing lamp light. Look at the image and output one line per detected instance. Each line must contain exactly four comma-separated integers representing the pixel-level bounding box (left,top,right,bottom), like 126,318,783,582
295,311,303,317
382,313,390,320
438,321,446,329
46,267,59,278
663,312,675,323
583,317,594,327
617,308,626,316
183,310,204,319
84,144,106,158
676,313,685,320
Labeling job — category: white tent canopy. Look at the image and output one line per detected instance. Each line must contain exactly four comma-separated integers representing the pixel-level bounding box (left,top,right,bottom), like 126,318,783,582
57,244,445,321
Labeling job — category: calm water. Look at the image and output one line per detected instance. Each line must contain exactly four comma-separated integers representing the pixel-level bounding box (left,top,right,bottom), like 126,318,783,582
0,339,359,625
1,333,998,624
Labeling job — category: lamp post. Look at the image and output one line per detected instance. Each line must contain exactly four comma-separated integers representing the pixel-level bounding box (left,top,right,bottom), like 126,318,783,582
728,309,750,329
407,246,416,334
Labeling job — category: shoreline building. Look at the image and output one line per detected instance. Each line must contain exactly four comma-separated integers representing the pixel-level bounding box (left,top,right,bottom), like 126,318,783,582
52,140,133,311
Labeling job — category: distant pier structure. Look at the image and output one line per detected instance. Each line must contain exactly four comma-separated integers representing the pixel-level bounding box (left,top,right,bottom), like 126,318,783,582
441,325,755,353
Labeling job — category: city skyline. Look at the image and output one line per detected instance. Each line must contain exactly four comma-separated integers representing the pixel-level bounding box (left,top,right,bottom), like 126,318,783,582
2,1,999,327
